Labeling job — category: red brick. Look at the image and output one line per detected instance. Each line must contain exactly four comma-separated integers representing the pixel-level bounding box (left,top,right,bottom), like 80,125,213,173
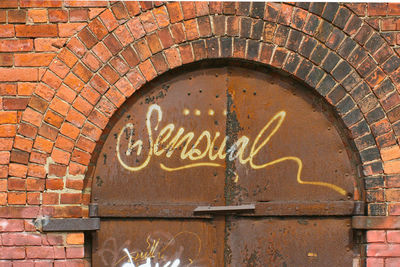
0,25,15,38
43,192,59,204
8,177,26,191
138,59,157,81
2,97,29,110
26,178,45,191
0,247,25,259
38,123,58,141
77,27,97,49
92,42,112,63
44,110,64,128
96,97,116,118
146,33,162,54
111,2,128,20
80,85,100,105
0,68,38,82
33,136,54,153
88,18,108,40
82,122,102,141
27,9,47,23
58,48,78,68
58,23,86,38
76,135,96,153
196,2,209,16
0,219,24,231
66,247,84,259
8,192,26,204
68,161,86,175
367,230,386,243
164,47,181,69
99,65,119,84
20,0,62,7
184,19,199,41
26,247,55,259
29,151,47,164
387,258,400,267
46,179,64,190
64,0,107,7
0,152,9,165
0,53,13,67
73,96,93,116
0,39,33,52
0,111,17,124
389,3,400,15
55,135,75,152
70,8,88,22
2,233,41,246
59,122,80,142
125,1,140,16
0,84,16,95
48,9,68,22
66,233,84,245
51,148,71,165
26,192,39,204
16,25,57,37
36,83,56,102
72,62,93,83
99,9,118,31
114,25,134,47
103,34,123,56
367,244,400,256
48,163,67,177
367,258,384,266
66,178,84,190
90,74,109,94
42,70,62,89
153,6,169,28
167,2,183,23
0,165,8,178
0,0,18,8
49,59,70,79
14,136,33,152
110,56,129,75
14,53,55,67
66,37,87,58
127,17,146,40
57,84,77,103
88,109,108,129
140,11,158,33
170,23,186,44
0,125,16,138
9,163,28,178
64,72,84,92
8,10,26,23
27,163,46,178
388,231,400,243
66,108,86,127
60,193,82,204
368,3,387,16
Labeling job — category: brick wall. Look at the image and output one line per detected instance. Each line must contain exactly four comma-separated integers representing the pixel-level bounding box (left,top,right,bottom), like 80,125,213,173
0,1,399,266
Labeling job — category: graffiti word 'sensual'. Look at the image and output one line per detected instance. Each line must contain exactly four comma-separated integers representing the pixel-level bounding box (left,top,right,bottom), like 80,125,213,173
116,104,346,195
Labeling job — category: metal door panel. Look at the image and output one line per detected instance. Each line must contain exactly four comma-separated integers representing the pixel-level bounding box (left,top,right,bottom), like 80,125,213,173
93,218,224,267
226,217,354,267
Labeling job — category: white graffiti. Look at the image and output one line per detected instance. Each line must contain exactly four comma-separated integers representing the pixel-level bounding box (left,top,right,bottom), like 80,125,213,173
122,248,180,267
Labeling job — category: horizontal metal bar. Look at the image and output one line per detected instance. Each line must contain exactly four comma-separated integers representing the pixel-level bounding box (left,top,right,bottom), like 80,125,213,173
353,216,400,229
243,201,364,217
42,218,100,232
96,203,212,218
194,204,255,214
94,201,362,218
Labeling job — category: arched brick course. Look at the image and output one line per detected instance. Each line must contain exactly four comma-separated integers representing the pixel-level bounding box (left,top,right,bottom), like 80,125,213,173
3,1,400,265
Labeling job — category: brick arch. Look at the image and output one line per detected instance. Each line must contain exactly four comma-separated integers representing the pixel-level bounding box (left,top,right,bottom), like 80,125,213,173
12,2,400,217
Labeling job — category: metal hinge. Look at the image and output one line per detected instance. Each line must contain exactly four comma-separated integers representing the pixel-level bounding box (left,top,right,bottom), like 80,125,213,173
194,204,255,215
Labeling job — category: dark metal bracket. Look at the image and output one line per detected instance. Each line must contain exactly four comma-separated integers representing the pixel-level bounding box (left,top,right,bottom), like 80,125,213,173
194,204,256,215
41,218,100,232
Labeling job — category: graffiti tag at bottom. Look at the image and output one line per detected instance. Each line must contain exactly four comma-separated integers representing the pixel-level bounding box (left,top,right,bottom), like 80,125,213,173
110,231,202,267
122,248,180,267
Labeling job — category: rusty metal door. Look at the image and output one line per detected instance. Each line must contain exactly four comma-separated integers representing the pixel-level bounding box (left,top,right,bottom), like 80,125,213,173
90,66,362,266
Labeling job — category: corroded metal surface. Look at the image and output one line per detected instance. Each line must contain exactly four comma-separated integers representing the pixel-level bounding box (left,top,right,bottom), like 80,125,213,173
227,217,354,266
91,66,360,266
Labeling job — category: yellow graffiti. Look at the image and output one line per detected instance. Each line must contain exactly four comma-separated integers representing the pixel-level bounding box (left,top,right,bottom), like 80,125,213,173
116,104,347,196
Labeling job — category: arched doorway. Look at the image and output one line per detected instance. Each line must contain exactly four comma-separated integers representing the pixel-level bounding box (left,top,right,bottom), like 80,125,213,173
89,64,363,266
